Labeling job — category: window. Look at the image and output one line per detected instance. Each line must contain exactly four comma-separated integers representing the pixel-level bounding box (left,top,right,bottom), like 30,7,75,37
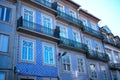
114,51,119,63
42,15,52,29
85,38,91,49
106,49,112,62
21,38,35,62
91,22,97,30
43,43,55,65
73,30,80,42
77,57,85,73
0,5,11,22
62,55,71,71
57,3,65,12
81,17,87,26
0,34,9,53
112,72,118,80
0,72,5,80
95,42,100,52
101,66,107,80
42,15,52,35
23,7,35,29
69,9,76,18
90,64,97,79
60,26,67,38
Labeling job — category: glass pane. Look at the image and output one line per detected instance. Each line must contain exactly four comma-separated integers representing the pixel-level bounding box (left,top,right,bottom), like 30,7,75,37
22,40,27,60
44,46,49,63
0,6,4,21
5,8,11,22
28,48,33,61
0,72,5,80
0,34,9,52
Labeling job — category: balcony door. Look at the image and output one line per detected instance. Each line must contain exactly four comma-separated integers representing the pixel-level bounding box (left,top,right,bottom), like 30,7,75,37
42,14,52,35
22,6,35,29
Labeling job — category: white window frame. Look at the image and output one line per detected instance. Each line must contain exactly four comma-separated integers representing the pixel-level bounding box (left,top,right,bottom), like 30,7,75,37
81,17,87,26
69,9,76,18
85,38,91,49
91,22,97,30
100,65,107,80
57,3,65,12
77,56,85,73
20,37,36,62
41,14,53,29
42,42,55,65
59,25,68,38
72,29,80,42
62,55,71,72
89,64,97,80
94,41,101,52
22,6,35,22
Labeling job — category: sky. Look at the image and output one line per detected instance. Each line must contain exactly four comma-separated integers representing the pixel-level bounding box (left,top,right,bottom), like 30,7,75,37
73,0,120,36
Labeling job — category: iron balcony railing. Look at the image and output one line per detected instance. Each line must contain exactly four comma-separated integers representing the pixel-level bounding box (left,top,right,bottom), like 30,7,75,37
109,62,120,70
57,10,83,28
35,0,57,10
59,37,88,52
103,38,115,46
86,50,109,62
17,17,60,38
83,26,103,39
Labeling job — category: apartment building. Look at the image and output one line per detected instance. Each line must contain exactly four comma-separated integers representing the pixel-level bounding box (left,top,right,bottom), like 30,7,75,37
0,0,16,80
101,26,120,80
0,0,120,80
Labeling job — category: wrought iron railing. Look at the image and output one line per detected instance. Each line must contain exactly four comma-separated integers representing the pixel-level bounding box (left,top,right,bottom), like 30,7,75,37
59,37,88,52
35,0,57,10
57,10,83,28
109,62,120,70
17,17,59,38
83,26,103,39
86,50,109,62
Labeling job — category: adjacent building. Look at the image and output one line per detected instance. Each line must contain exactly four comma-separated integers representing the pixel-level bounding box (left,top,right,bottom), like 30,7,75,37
0,0,16,80
101,26,120,80
0,0,120,80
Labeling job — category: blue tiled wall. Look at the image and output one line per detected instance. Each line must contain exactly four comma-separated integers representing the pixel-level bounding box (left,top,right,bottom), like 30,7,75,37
16,35,58,78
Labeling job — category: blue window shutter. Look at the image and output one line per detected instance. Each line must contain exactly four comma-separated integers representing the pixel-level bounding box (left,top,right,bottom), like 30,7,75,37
65,5,69,14
68,26,72,40
5,8,11,22
0,6,4,20
87,19,91,27
36,10,41,24
91,39,95,49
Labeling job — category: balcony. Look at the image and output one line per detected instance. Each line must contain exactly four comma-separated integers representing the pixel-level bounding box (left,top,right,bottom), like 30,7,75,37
23,0,57,14
86,50,109,62
82,26,103,39
109,63,120,70
103,38,116,46
57,10,83,28
17,17,60,42
58,37,88,53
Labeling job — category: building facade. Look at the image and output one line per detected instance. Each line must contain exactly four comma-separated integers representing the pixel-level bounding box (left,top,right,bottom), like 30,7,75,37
101,26,120,80
0,0,16,80
0,0,120,80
